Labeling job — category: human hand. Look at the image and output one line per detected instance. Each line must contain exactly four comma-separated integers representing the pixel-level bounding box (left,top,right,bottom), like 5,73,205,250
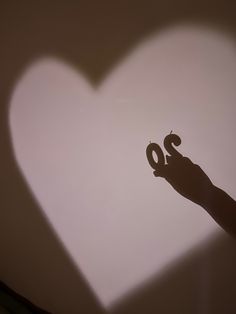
153,155,214,207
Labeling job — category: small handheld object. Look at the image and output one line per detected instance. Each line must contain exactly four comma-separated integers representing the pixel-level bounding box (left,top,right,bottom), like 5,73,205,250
146,133,182,171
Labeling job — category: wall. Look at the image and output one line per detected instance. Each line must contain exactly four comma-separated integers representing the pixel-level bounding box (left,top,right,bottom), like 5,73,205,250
0,1,236,313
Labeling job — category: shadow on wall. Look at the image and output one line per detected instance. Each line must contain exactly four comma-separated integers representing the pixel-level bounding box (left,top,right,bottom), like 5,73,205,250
0,1,236,313
111,232,236,314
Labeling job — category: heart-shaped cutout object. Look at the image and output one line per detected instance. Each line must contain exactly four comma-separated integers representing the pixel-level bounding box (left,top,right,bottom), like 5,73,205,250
10,25,236,307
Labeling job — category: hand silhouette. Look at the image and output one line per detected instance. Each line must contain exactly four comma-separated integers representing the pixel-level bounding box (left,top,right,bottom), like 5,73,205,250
153,155,236,237
153,155,214,207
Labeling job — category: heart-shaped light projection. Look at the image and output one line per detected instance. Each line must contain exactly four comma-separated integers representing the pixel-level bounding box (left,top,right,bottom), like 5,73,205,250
9,25,236,308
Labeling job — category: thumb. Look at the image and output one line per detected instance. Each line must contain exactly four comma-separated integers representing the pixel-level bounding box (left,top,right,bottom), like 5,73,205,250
153,165,168,178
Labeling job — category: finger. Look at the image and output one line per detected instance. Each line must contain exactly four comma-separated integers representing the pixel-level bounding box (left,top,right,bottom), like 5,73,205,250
153,170,164,177
166,155,171,164
153,165,167,177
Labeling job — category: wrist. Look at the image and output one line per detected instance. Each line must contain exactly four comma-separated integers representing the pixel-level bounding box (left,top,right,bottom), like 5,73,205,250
198,183,217,211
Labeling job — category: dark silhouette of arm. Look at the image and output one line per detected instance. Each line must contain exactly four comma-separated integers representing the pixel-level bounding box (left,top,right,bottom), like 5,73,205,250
153,155,236,237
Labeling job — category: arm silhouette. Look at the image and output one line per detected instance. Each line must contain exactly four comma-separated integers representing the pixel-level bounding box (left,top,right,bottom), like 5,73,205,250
153,155,236,237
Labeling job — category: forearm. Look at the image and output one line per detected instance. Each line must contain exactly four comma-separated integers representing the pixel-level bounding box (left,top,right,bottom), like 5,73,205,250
201,185,236,237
